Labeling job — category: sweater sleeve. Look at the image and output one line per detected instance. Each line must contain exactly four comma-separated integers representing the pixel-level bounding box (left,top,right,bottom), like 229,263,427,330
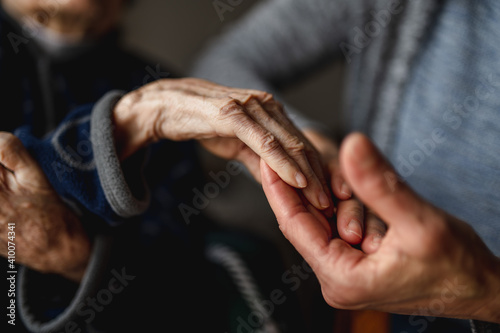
14,90,150,225
190,0,354,133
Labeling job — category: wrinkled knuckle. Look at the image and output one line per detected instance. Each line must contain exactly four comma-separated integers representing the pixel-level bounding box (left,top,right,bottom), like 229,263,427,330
259,91,274,103
239,94,257,105
218,99,244,120
259,133,281,155
288,137,306,155
245,88,273,101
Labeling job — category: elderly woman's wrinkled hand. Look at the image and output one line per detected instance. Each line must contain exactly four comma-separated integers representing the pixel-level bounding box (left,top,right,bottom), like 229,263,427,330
113,78,334,211
0,132,90,282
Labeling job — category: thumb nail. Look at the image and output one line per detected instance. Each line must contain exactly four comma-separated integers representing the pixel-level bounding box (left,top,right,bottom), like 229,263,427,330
340,182,352,197
347,219,363,239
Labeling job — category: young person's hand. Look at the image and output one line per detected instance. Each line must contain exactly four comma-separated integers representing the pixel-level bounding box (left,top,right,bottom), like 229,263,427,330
261,132,500,323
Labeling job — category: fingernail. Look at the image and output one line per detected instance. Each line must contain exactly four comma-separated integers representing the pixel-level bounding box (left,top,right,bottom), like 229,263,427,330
319,192,330,208
340,182,352,197
295,172,307,188
347,219,362,239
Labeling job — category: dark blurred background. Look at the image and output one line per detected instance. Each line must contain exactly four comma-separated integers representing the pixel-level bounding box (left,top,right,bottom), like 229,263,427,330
120,1,344,330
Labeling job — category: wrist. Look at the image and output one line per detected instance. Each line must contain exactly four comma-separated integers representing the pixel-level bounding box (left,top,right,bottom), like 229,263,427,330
112,90,157,160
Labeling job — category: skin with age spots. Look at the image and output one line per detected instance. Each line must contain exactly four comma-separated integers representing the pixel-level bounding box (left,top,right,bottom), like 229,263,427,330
0,132,90,282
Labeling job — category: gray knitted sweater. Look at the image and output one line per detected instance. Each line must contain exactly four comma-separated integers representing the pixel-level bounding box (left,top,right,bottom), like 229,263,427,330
191,0,500,331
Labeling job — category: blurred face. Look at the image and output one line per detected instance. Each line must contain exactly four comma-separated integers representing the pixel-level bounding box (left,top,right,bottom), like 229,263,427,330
1,0,127,40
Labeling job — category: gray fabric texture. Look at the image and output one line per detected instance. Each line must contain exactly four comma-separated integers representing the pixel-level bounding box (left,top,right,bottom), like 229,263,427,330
90,90,151,219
